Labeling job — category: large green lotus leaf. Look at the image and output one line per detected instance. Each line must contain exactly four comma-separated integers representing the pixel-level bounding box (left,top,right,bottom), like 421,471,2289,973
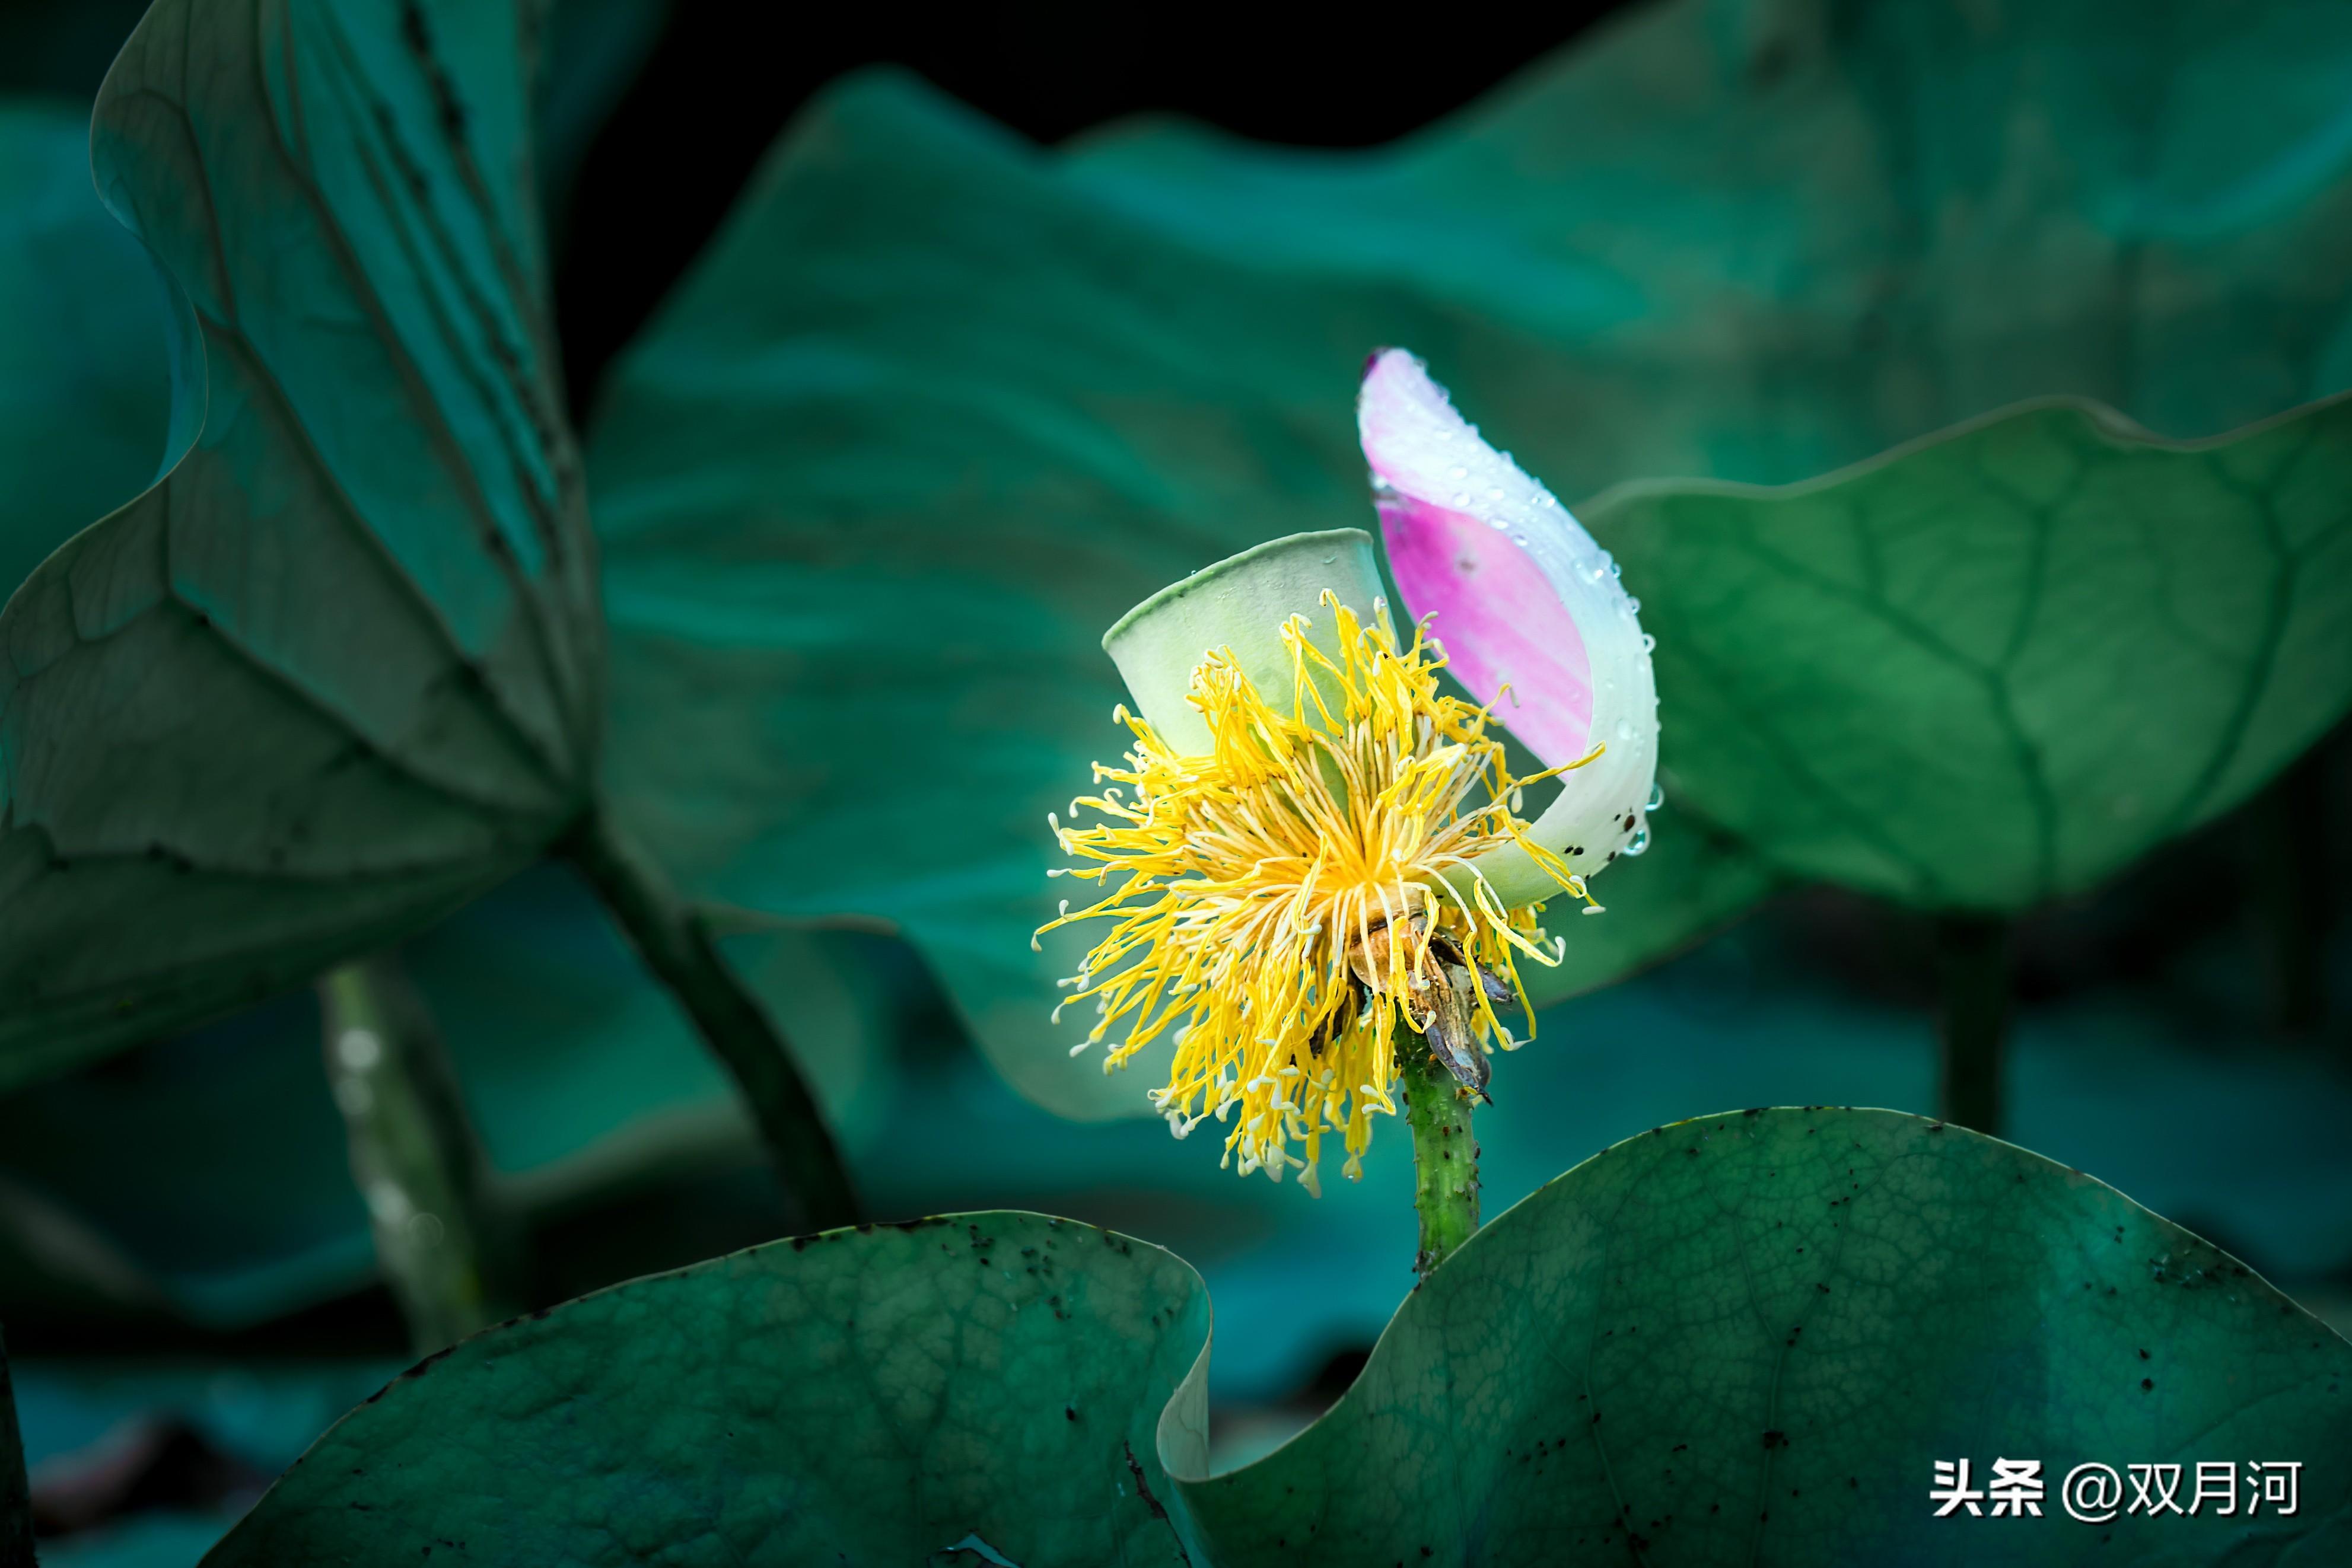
0,99,174,595
189,1117,2352,1565
0,0,601,1086
589,0,2352,1117
1176,1107,2352,1564
202,1213,1209,1567
1591,394,2352,910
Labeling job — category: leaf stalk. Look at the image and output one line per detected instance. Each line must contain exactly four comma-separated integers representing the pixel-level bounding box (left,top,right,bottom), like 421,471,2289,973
1934,913,2013,1136
318,955,526,1353
563,807,861,1232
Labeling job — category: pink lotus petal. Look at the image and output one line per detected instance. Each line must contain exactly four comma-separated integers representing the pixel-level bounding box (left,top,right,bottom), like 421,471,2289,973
1376,495,1593,766
1359,348,1659,904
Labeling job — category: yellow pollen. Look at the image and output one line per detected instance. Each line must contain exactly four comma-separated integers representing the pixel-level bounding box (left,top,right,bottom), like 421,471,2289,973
1038,592,1593,1191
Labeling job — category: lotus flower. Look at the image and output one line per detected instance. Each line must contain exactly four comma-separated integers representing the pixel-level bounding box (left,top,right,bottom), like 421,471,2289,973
1039,351,1659,1190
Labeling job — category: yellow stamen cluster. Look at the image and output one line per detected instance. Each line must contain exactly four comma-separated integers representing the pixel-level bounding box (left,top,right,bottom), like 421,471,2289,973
1038,594,1591,1193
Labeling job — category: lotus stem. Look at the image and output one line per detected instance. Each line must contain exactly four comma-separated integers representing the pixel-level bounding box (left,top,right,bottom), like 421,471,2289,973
563,807,862,1233
1934,914,2013,1136
2249,745,2331,1034
1399,1033,1481,1277
318,955,525,1354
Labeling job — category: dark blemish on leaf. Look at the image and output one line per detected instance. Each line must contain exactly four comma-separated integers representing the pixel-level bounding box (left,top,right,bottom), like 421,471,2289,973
2143,1379,2154,1391
1762,1431,1787,1450
791,1237,807,1251
400,1344,456,1381
855,1222,874,1234
1120,1440,1183,1544
2139,1349,2150,1359
1065,1405,1077,1422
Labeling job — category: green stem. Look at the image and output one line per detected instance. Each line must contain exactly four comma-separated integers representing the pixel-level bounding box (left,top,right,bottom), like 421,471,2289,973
319,955,524,1354
563,807,861,1232
1399,1034,1481,1278
2248,747,2331,1034
2,1322,32,1568
1933,914,2013,1136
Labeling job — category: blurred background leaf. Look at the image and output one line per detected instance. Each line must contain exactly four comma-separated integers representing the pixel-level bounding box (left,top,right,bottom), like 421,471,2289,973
1596,394,2352,909
0,101,173,595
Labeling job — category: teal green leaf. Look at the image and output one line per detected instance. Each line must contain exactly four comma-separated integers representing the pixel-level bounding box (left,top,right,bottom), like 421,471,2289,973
202,1213,1208,1567
1176,1108,2352,1564
0,0,599,1086
0,98,173,596
1593,394,2352,910
590,0,2352,1115
191,1117,2352,1564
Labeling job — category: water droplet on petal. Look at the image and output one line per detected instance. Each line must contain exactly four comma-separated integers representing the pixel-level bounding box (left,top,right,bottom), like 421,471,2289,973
1646,782,1664,811
1641,633,1657,652
1452,492,1471,507
1450,465,1469,480
1623,827,1651,857
1615,719,1634,741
